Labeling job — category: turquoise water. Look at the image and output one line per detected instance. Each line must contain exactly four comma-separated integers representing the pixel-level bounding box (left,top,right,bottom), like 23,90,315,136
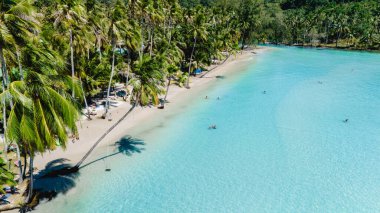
36,47,380,212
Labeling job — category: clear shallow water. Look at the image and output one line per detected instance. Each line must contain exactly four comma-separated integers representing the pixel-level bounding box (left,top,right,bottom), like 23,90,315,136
36,47,380,212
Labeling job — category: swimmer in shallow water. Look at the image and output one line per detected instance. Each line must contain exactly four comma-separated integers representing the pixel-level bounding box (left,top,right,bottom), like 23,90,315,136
343,119,349,123
262,91,266,94
208,125,217,129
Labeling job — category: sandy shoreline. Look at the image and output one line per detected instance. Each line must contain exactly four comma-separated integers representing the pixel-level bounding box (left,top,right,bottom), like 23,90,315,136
34,47,269,170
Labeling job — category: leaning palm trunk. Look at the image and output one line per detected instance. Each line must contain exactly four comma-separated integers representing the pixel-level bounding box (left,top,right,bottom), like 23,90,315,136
74,104,136,169
70,29,75,98
186,36,197,88
105,45,116,118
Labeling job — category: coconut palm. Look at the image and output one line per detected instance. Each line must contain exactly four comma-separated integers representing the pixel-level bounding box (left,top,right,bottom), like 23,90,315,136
103,0,130,119
52,0,87,97
130,54,165,106
0,0,39,167
157,40,183,106
2,69,80,202
2,41,80,201
74,54,165,169
184,7,208,88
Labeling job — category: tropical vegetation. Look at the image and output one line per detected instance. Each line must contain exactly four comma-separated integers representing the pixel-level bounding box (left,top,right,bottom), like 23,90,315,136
0,0,379,207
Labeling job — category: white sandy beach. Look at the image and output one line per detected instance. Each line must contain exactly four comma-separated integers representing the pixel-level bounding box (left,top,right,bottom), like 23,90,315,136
34,47,269,170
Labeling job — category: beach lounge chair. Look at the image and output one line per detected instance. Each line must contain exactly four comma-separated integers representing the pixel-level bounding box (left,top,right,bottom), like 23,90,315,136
0,193,11,204
193,68,202,75
4,186,18,194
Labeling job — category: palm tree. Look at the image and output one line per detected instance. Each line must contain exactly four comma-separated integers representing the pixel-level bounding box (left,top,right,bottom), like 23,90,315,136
0,0,39,166
184,7,208,88
157,40,183,106
74,54,165,169
130,54,165,106
103,0,130,119
3,70,80,202
87,1,108,60
52,0,87,97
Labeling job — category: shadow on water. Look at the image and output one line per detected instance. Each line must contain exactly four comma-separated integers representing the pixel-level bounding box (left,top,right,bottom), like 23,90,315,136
31,136,145,206
80,136,145,169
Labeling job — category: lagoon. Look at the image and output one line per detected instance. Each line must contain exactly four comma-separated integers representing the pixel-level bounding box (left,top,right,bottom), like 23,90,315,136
36,47,380,212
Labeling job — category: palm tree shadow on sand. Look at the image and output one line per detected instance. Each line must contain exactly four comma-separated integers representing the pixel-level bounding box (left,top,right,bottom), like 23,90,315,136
33,158,80,202
32,136,145,205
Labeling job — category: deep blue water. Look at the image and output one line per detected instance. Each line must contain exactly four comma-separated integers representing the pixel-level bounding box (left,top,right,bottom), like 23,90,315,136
37,47,380,212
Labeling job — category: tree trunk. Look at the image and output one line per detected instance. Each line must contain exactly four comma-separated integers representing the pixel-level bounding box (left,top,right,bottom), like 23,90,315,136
1,97,7,163
75,104,136,169
26,156,34,203
140,21,144,62
79,77,91,120
325,23,329,45
105,45,116,118
126,61,130,87
336,31,340,48
241,36,245,50
162,77,171,107
14,143,23,184
150,28,153,56
186,36,197,89
70,29,75,98
0,45,8,163
168,19,172,45
22,152,27,179
17,51,23,80
97,37,102,60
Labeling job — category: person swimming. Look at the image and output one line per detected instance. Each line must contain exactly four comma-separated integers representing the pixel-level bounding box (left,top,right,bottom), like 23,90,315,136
205,96,208,99
262,91,266,94
208,125,217,129
343,119,349,123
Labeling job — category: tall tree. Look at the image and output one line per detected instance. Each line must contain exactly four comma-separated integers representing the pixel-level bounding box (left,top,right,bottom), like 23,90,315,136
184,6,208,88
3,69,80,202
0,0,39,167
52,0,87,97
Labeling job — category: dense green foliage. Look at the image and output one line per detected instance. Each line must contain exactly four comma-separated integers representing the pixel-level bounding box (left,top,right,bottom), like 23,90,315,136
181,0,380,49
0,157,15,193
0,0,245,203
0,0,379,205
278,0,380,49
